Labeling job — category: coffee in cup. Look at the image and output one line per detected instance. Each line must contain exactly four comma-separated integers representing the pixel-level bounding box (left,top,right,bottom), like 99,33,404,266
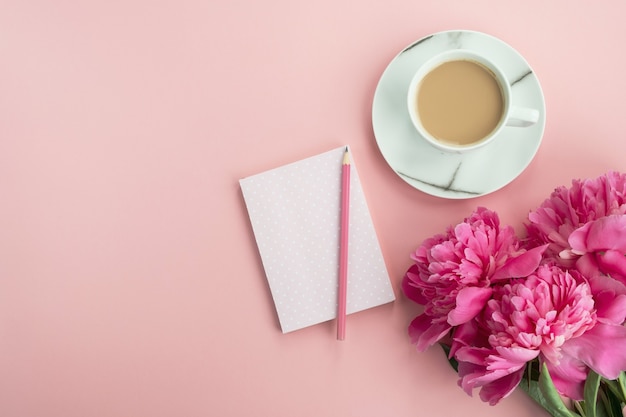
407,50,539,153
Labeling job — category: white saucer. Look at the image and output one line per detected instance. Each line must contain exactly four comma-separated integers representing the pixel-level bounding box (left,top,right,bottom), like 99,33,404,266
372,30,546,199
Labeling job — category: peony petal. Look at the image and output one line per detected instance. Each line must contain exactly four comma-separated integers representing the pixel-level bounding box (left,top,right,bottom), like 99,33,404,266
588,275,626,324
456,346,529,396
492,244,548,280
455,346,538,373
447,286,493,326
567,221,592,252
569,215,626,253
544,355,587,400
450,320,479,357
401,266,428,304
494,346,540,366
457,360,484,395
408,314,451,352
455,346,491,366
594,250,626,285
574,253,602,279
588,269,626,293
459,363,517,387
478,369,525,406
561,323,626,379
575,251,626,286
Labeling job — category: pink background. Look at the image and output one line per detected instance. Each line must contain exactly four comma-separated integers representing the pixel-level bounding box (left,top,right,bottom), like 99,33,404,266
2,1,626,416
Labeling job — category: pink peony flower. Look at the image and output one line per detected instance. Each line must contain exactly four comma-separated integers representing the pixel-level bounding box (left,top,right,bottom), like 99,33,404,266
454,264,626,405
402,207,546,351
525,171,626,265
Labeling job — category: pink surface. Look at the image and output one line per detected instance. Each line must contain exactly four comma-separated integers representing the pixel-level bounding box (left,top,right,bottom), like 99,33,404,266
2,1,626,416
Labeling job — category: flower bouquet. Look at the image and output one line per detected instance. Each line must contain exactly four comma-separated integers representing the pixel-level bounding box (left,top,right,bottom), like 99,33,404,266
402,172,626,417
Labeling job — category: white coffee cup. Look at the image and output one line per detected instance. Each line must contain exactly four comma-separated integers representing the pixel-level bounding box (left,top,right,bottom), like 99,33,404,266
407,49,539,153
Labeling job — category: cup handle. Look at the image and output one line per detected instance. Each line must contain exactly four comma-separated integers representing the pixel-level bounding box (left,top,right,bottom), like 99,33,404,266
506,106,540,127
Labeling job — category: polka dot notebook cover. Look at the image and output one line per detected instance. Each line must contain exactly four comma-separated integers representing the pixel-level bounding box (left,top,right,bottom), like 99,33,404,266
239,146,395,333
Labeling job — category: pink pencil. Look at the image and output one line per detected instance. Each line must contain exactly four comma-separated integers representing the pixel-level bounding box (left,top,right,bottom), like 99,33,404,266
337,147,350,341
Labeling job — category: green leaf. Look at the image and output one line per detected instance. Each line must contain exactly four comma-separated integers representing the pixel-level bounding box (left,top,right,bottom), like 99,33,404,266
598,385,623,417
583,370,602,417
603,379,624,404
572,400,586,417
538,363,581,417
520,374,582,417
520,376,553,412
618,372,626,403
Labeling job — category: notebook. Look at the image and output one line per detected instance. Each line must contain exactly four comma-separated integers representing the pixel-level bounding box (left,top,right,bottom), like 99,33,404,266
239,146,395,333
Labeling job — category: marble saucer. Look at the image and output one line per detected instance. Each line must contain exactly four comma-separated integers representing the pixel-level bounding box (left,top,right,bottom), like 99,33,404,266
372,30,546,199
